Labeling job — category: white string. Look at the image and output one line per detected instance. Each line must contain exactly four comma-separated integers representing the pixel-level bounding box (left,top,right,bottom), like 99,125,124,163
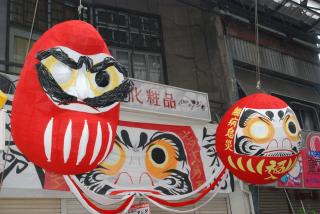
26,0,39,58
64,175,135,214
145,172,227,213
68,175,131,206
78,0,87,20
299,198,306,214
145,166,227,201
255,0,261,90
284,188,295,214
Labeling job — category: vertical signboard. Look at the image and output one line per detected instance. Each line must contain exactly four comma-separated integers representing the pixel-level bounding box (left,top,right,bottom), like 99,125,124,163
302,132,320,188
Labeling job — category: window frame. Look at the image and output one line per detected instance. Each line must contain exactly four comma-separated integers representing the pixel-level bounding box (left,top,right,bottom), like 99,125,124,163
109,46,164,83
273,94,320,132
6,1,168,83
91,4,163,53
8,27,40,74
9,0,49,33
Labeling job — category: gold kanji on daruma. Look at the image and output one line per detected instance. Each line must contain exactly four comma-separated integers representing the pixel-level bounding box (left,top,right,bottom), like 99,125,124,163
226,155,297,181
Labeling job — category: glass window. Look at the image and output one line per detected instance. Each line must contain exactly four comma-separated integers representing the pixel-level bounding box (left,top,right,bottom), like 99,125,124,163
9,0,87,31
301,110,315,131
14,36,29,65
7,2,165,82
51,0,80,26
94,7,161,51
10,0,48,32
148,55,162,83
133,53,147,80
10,36,35,74
109,47,163,83
116,50,131,74
93,7,164,83
292,103,319,131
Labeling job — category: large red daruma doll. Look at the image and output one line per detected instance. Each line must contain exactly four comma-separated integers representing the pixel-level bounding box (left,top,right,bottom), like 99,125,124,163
216,93,301,184
11,20,133,174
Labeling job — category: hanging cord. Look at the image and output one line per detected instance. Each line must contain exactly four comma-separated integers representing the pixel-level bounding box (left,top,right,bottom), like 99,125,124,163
299,198,306,214
284,189,295,214
78,0,87,20
25,0,39,58
254,0,261,90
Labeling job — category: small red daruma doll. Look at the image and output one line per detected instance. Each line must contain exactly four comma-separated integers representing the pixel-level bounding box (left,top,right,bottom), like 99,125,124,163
216,93,301,184
11,20,133,174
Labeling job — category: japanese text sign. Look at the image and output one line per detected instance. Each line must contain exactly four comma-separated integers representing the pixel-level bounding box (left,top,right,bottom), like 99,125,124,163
122,79,211,121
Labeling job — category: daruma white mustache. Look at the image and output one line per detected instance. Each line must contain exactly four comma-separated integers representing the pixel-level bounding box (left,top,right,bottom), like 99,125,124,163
43,117,113,166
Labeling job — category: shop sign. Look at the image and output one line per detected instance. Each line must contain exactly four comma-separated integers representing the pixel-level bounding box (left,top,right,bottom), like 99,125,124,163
122,79,211,121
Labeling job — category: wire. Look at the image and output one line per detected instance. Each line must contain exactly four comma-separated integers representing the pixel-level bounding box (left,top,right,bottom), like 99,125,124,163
284,189,295,214
254,0,261,90
78,0,87,20
26,0,39,58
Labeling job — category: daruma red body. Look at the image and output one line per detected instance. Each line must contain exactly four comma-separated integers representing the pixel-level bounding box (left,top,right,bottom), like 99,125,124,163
11,21,132,174
216,93,301,184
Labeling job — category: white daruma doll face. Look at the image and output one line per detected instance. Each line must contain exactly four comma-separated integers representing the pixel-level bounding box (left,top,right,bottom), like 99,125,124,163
216,93,301,184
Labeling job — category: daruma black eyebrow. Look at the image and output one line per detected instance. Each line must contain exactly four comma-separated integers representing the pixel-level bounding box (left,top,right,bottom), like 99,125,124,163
36,48,128,77
35,47,133,108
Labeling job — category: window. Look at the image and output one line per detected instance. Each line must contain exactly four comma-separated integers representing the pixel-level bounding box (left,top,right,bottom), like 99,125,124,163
110,47,163,83
8,0,88,74
8,27,38,74
290,102,320,131
275,95,320,131
8,2,165,82
9,0,88,31
51,0,88,26
10,0,48,32
94,8,161,51
133,53,147,80
14,36,34,64
51,0,77,26
94,7,164,83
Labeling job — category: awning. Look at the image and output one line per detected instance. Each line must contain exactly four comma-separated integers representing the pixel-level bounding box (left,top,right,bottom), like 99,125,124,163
235,66,320,105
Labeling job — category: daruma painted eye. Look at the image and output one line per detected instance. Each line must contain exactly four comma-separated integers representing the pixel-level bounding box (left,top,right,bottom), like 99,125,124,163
41,55,77,91
145,139,178,179
283,115,301,142
98,140,126,176
243,117,274,144
87,65,122,97
95,70,109,87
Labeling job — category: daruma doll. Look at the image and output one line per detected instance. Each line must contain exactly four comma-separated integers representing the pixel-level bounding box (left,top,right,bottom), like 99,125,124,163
216,93,301,184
